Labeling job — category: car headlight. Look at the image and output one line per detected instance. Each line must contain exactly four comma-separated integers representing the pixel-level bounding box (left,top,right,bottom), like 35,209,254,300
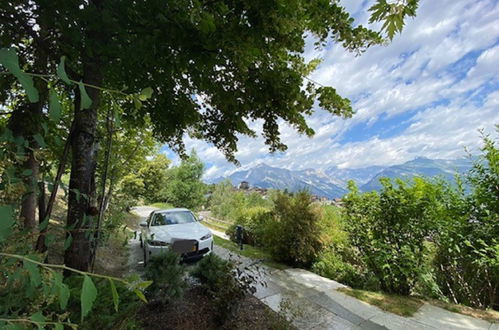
200,233,212,240
148,240,170,247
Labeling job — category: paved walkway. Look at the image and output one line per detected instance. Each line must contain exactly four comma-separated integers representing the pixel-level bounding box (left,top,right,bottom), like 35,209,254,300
130,207,497,330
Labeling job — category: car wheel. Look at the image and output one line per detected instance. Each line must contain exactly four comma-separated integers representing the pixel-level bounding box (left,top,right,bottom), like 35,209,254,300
143,246,147,267
139,233,143,248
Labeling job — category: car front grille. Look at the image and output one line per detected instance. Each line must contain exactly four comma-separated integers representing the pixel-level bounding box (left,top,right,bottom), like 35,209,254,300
183,247,210,259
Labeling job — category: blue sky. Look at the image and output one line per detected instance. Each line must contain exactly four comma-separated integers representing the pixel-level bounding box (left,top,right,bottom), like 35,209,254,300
164,0,499,180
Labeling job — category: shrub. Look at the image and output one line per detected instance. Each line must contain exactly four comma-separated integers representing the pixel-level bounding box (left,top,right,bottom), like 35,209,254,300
343,179,445,295
312,250,362,287
145,250,186,303
226,206,273,245
434,134,499,309
190,254,259,321
263,191,323,267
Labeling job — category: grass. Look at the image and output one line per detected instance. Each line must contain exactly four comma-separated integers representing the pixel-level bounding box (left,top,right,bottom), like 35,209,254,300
337,288,424,317
203,220,230,232
148,202,174,209
429,299,499,324
212,235,287,270
337,288,499,323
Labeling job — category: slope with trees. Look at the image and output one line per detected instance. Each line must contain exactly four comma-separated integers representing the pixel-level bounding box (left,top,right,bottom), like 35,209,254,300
0,0,420,327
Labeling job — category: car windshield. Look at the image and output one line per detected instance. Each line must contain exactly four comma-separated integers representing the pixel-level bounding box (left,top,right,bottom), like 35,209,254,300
151,211,196,226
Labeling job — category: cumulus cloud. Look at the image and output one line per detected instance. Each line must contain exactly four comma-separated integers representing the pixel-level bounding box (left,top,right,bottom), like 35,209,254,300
164,0,499,180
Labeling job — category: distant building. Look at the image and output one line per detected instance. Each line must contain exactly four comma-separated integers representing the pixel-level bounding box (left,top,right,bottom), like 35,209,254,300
332,198,344,207
238,181,250,190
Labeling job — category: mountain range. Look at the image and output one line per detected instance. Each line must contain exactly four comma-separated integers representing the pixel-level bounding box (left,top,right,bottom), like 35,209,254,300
209,157,473,199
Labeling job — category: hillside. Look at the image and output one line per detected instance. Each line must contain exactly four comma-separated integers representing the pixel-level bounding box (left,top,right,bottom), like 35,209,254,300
360,157,472,191
209,157,474,198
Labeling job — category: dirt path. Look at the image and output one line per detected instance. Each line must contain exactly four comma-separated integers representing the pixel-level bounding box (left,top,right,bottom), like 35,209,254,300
127,206,157,276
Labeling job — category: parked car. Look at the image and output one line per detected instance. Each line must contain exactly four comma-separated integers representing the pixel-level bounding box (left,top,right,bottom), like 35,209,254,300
140,208,213,265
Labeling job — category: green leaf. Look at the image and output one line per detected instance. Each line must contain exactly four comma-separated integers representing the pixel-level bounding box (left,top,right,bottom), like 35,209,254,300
78,81,92,109
49,90,62,122
133,97,142,109
59,282,70,309
64,234,73,251
22,169,33,176
30,311,45,329
0,48,39,102
23,257,41,287
133,288,148,303
39,216,49,231
138,87,153,101
0,205,14,242
55,324,64,330
109,279,119,312
44,233,56,247
136,280,153,290
33,134,46,148
56,56,71,84
81,275,98,321
53,272,70,309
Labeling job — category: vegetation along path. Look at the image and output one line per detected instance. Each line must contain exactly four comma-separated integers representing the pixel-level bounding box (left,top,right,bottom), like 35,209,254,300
129,207,497,329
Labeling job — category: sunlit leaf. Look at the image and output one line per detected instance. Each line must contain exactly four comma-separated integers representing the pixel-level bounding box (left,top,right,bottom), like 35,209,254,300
78,81,92,109
56,56,71,84
109,279,119,312
138,87,153,101
49,90,62,122
0,48,39,102
133,97,142,109
136,280,153,290
133,288,148,303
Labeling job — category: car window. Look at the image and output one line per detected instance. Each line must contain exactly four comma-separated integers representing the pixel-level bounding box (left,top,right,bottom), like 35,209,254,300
151,214,165,226
150,211,196,226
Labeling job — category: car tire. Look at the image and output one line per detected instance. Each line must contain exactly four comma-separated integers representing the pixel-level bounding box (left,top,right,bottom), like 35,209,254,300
143,246,147,267
139,233,143,248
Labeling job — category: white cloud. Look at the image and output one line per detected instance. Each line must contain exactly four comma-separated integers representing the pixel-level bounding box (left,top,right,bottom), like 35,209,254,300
166,0,499,180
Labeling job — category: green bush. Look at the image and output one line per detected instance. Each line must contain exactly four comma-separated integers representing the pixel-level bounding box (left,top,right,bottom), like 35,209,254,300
434,134,499,309
343,178,445,295
312,250,361,287
226,206,273,245
190,254,258,321
263,191,323,267
145,250,186,303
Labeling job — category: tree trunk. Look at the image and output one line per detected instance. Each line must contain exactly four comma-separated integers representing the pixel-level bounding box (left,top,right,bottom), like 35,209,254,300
63,0,107,272
37,118,74,250
35,180,47,252
8,90,47,231
64,63,102,271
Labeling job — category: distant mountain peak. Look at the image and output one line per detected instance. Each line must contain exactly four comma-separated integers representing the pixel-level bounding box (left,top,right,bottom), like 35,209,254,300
206,157,473,198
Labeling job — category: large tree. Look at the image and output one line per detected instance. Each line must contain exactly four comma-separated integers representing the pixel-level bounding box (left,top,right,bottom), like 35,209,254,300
1,0,419,270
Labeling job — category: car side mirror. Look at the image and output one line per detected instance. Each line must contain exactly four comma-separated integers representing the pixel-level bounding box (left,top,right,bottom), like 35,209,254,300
198,215,204,222
139,221,148,227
